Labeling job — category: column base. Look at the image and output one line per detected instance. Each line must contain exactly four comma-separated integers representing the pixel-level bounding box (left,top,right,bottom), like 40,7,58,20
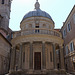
42,69,46,71
9,69,14,73
54,69,58,71
18,69,22,71
60,69,65,71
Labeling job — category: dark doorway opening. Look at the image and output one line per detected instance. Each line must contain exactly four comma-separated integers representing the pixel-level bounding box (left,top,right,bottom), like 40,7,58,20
34,52,41,70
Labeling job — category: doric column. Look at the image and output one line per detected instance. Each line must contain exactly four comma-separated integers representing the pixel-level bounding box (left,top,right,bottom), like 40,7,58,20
52,43,57,69
18,43,23,70
42,42,46,69
9,47,16,72
29,42,33,69
59,45,65,70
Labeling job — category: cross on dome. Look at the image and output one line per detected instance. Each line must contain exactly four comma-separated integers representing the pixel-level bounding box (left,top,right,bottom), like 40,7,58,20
35,0,40,10
36,0,38,2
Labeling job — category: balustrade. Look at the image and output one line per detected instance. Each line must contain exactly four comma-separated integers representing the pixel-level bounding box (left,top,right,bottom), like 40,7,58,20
13,28,61,38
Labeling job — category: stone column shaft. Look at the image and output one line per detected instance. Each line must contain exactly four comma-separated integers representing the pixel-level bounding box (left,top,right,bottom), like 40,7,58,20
29,42,33,69
10,47,16,72
59,46,65,69
53,43,57,69
42,42,46,69
18,44,22,70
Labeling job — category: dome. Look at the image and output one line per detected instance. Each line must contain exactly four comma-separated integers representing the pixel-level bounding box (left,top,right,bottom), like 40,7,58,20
23,9,52,20
22,0,53,21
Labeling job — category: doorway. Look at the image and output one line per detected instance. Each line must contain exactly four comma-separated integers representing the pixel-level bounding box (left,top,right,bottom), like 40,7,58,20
34,52,41,70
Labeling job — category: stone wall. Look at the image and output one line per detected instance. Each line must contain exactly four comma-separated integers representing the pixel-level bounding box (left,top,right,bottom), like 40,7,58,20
0,34,11,74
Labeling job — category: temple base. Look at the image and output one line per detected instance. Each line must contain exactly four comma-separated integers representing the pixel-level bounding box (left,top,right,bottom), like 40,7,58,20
9,70,67,75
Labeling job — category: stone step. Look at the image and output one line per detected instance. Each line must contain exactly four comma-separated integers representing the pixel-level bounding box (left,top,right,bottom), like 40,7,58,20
9,70,68,75
9,73,67,75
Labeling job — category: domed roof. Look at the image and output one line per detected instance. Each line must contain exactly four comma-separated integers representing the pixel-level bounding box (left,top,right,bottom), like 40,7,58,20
22,0,53,21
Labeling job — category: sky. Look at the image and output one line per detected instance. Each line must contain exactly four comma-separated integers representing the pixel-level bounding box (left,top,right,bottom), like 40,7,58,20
9,0,75,31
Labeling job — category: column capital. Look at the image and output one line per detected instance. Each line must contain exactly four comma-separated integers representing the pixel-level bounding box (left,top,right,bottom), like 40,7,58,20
11,46,16,50
59,44,63,48
12,46,15,48
52,42,56,45
30,41,33,44
42,41,45,44
20,43,23,45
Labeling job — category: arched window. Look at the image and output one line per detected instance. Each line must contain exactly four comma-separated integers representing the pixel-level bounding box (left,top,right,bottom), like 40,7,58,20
2,0,4,4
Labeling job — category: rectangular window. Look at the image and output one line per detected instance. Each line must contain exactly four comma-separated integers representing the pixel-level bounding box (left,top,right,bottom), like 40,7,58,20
35,26,39,33
2,0,4,4
67,22,71,32
66,46,69,55
36,26,39,28
63,28,66,37
70,42,74,52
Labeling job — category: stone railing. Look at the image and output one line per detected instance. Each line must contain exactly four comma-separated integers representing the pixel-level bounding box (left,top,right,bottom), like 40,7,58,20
13,28,62,38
